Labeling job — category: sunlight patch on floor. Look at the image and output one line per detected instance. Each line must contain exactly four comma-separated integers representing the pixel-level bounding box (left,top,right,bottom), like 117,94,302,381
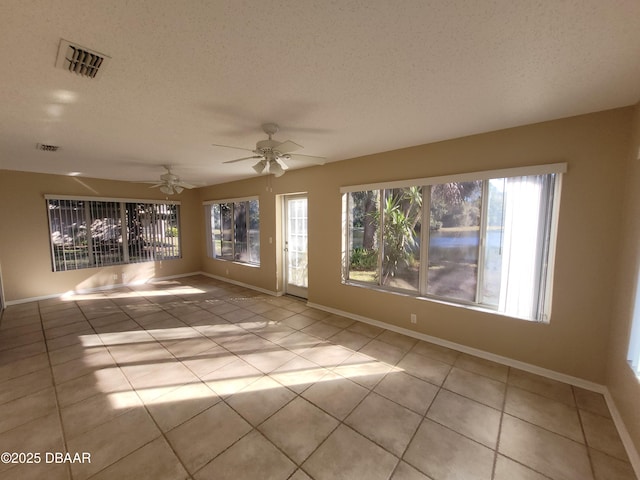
104,361,404,409
61,285,206,302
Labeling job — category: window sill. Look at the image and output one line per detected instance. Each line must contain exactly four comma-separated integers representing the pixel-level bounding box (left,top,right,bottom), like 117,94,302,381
210,257,260,268
342,280,547,324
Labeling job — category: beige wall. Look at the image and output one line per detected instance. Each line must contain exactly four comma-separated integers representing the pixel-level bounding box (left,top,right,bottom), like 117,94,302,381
0,107,635,387
201,107,633,384
0,171,202,301
607,101,640,454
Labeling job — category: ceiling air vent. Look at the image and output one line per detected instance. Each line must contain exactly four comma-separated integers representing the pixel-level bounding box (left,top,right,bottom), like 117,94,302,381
36,143,60,152
55,39,110,80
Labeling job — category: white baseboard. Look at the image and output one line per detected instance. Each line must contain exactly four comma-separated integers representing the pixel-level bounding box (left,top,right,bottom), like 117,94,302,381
603,390,640,478
4,271,203,306
3,270,281,306
197,271,280,297
307,301,604,392
5,292,63,306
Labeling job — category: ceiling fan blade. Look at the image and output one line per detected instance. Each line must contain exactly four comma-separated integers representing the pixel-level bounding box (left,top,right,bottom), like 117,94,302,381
223,156,262,164
212,143,255,153
148,183,164,188
287,153,326,165
275,140,302,154
277,158,289,170
177,181,196,189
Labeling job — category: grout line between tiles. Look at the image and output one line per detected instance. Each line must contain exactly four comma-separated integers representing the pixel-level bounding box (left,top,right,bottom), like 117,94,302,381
38,300,74,480
397,362,453,478
491,366,510,480
575,384,599,480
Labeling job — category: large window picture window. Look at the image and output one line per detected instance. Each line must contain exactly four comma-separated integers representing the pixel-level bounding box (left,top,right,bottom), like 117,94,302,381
343,164,565,322
204,198,260,265
47,196,181,272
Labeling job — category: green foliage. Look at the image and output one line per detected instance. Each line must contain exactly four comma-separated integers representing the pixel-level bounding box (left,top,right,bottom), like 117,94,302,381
381,194,418,281
365,187,422,283
166,226,179,237
350,191,379,250
350,191,371,228
430,181,482,228
350,247,378,271
350,186,423,284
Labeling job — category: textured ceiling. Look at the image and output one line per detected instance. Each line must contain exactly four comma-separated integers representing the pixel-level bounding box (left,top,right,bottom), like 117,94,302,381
1,0,639,187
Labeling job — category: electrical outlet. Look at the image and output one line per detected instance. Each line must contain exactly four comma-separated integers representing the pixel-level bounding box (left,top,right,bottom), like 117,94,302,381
225,268,229,275
410,313,417,324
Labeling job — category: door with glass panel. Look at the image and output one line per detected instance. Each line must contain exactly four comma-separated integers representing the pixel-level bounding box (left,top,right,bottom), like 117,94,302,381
284,195,308,298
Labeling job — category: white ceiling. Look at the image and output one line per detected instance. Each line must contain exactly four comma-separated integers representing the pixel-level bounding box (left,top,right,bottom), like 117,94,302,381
1,0,639,187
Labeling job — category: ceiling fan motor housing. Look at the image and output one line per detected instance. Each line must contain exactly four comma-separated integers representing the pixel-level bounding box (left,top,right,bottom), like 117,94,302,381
256,139,281,153
160,172,178,183
262,123,279,137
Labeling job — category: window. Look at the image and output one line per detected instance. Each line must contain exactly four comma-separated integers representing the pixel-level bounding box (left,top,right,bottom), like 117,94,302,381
343,164,565,322
46,196,181,272
204,198,260,265
427,181,481,301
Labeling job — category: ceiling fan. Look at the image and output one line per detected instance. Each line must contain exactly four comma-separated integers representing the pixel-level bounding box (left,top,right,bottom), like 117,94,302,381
213,123,326,177
148,166,195,195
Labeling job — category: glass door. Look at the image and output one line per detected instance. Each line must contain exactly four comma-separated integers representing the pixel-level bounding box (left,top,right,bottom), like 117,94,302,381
284,195,308,298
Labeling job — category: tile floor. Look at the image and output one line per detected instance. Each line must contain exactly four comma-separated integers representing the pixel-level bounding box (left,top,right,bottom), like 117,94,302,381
0,275,636,480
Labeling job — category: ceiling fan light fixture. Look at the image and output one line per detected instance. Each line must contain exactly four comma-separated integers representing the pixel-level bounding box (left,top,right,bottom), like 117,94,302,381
160,185,173,195
270,161,284,177
252,160,266,174
174,185,184,194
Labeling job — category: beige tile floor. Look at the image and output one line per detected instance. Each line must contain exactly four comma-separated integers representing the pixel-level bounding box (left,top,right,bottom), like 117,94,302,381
0,275,636,480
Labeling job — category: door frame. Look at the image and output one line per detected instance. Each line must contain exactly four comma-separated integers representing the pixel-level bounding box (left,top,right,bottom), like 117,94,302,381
282,193,308,299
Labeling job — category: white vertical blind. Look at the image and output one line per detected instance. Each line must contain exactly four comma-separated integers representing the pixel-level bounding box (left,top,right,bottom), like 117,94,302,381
47,198,180,272
498,175,555,320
